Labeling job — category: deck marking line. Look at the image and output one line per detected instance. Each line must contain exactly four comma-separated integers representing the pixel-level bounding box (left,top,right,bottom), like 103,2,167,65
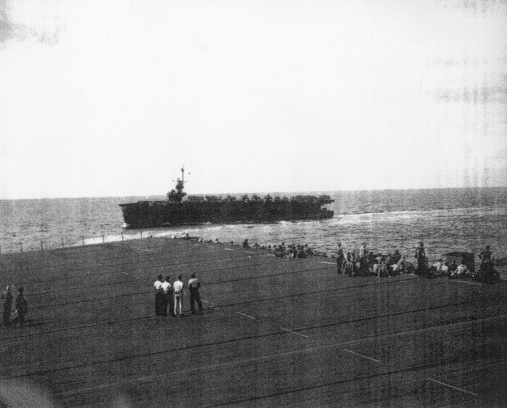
224,248,234,251
320,261,336,265
235,312,256,320
244,251,256,254
426,378,479,396
447,279,482,286
343,349,380,363
56,342,338,396
280,327,309,338
49,315,506,397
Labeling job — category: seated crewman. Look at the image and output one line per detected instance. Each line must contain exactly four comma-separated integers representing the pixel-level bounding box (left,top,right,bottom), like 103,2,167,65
397,255,406,274
429,258,443,278
451,260,468,278
441,262,450,277
433,259,443,271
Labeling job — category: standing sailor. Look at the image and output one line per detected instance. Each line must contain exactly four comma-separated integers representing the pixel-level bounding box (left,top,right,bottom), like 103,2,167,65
161,276,172,317
359,243,367,260
2,286,13,327
173,275,184,317
153,275,164,316
188,273,203,314
479,245,492,266
15,287,28,328
414,242,427,275
336,242,344,274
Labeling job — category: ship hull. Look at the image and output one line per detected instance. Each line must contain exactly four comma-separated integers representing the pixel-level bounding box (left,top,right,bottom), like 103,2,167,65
119,200,334,229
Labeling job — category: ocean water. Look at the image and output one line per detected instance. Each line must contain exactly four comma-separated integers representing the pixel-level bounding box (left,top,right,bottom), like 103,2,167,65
0,188,506,263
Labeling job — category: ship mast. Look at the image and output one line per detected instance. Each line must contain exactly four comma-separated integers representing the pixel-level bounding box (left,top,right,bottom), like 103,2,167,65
167,167,187,203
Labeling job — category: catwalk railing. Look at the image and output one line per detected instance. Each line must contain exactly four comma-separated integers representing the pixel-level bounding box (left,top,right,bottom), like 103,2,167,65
0,231,152,255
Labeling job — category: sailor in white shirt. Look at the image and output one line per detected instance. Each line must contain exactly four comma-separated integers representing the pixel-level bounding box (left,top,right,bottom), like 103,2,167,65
450,260,468,278
153,275,164,316
359,243,367,260
455,261,468,277
432,259,444,273
430,258,444,277
161,276,173,317
173,275,184,317
441,262,450,277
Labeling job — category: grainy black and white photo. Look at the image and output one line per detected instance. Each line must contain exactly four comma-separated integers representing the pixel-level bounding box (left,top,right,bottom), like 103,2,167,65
0,0,506,407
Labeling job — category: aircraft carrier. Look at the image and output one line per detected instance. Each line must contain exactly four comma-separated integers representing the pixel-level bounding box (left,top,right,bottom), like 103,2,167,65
119,168,334,228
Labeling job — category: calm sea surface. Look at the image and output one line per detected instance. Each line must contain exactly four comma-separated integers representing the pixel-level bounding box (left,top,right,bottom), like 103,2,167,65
0,188,506,262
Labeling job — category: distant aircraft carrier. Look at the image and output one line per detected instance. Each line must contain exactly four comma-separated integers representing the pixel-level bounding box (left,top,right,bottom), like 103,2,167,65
119,168,334,228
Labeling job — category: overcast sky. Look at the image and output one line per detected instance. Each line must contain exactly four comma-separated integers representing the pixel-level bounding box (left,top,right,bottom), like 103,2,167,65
1,0,506,199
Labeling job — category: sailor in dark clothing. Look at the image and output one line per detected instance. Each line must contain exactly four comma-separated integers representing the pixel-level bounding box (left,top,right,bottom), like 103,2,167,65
392,249,401,265
188,273,203,314
336,242,344,274
384,253,393,276
479,245,492,266
15,287,28,327
478,245,499,282
2,286,13,327
414,242,427,275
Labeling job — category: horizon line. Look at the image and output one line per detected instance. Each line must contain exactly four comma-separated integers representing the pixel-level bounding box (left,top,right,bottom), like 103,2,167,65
1,185,506,201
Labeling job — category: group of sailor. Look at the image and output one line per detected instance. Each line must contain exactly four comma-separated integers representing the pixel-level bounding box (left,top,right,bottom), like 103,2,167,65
334,241,497,279
153,273,203,317
272,243,317,258
2,286,28,328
